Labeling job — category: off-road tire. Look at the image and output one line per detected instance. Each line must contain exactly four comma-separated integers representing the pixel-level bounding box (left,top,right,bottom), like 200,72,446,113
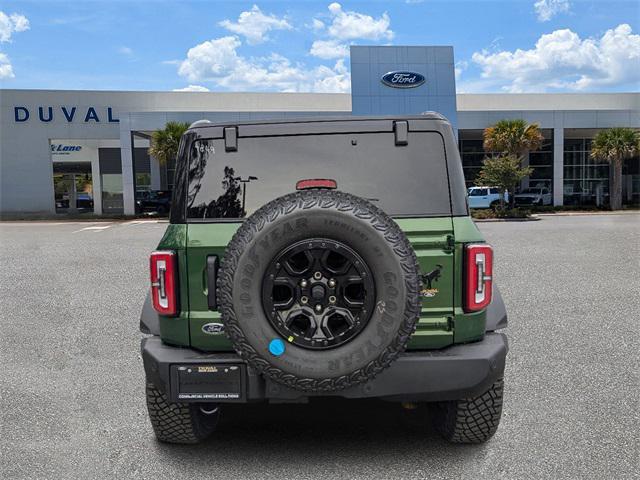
218,189,421,393
145,383,219,444
432,378,504,443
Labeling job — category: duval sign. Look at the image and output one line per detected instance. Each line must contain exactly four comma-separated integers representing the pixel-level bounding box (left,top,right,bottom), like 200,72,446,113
381,71,426,89
14,106,119,123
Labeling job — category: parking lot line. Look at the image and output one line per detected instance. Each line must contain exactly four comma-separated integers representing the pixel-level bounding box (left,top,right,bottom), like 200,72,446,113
72,225,112,233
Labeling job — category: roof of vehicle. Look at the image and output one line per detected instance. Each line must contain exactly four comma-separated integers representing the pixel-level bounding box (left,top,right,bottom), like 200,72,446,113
187,113,450,131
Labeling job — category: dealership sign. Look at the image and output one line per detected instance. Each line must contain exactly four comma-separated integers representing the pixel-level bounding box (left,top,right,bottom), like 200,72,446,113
14,106,119,123
51,144,82,155
381,71,426,89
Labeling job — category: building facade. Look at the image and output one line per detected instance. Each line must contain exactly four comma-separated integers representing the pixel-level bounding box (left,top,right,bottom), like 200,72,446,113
1,45,638,216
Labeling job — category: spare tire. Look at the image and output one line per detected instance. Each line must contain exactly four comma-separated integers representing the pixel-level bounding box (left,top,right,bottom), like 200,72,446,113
218,189,421,392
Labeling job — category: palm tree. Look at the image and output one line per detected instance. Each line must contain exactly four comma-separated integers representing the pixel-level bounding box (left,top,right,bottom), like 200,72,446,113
482,119,544,207
590,128,640,210
148,121,190,165
483,119,544,158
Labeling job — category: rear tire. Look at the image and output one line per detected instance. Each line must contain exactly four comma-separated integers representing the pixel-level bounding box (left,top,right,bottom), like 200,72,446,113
431,378,504,444
490,201,500,210
145,383,220,444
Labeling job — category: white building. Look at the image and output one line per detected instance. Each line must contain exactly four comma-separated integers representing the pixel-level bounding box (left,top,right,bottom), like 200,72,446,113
1,46,638,216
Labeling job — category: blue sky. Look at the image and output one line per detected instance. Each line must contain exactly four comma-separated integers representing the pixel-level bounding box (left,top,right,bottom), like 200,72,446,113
0,0,638,93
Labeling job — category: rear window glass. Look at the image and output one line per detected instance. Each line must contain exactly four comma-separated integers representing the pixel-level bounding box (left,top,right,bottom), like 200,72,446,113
186,132,450,220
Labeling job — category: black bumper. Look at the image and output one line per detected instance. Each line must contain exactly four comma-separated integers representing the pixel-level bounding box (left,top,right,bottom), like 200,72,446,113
142,332,508,403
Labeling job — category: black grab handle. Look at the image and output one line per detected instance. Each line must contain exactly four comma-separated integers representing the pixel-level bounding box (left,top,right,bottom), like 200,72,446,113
206,255,219,310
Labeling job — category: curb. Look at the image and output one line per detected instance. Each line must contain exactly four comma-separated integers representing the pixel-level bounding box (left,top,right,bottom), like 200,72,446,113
473,217,541,223
535,211,639,217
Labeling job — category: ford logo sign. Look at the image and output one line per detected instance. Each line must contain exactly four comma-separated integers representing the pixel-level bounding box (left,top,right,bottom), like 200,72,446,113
202,323,225,335
381,71,426,89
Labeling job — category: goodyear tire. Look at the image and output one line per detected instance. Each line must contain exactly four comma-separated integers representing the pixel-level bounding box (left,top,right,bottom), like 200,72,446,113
431,378,504,443
218,189,421,393
145,382,220,444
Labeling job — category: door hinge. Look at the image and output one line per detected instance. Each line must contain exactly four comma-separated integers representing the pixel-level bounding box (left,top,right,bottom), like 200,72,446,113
394,121,409,146
445,234,455,252
224,126,238,152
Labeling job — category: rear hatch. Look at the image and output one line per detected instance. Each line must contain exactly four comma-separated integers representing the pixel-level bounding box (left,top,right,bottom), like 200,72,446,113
180,118,456,351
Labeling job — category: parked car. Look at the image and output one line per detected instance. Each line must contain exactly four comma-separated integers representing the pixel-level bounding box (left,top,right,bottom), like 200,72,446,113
136,190,172,215
55,192,94,210
467,186,508,209
514,187,552,206
76,192,94,209
140,115,508,445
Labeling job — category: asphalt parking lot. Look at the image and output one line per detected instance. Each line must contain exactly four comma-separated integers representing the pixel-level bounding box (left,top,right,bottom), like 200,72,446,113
1,214,638,480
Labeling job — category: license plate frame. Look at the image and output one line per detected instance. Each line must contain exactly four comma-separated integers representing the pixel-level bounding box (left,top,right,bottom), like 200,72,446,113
170,363,245,403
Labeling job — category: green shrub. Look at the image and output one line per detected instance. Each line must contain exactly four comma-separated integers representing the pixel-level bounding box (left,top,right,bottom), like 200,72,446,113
471,208,531,219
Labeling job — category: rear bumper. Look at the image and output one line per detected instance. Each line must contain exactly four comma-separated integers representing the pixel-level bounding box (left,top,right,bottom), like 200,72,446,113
142,333,508,403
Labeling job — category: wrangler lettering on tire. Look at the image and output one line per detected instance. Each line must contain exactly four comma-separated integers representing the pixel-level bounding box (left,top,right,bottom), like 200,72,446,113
217,189,421,392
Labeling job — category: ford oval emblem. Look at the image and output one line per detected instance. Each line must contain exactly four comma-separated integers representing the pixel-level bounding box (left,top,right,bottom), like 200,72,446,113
381,71,426,89
202,323,225,335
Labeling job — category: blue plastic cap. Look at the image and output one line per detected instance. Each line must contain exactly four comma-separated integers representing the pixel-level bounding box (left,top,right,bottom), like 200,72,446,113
268,338,285,357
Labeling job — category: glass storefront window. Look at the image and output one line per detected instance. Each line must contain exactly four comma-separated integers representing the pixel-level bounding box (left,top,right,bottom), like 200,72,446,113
528,133,553,191
459,133,489,187
101,174,124,213
136,173,151,191
563,137,610,206
52,162,94,214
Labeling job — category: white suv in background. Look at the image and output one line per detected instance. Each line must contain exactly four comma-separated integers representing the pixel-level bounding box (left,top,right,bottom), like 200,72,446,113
514,187,552,206
467,186,508,209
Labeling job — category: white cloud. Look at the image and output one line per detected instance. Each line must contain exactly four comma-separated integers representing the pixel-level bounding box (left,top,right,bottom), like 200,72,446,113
219,5,291,45
178,36,243,82
471,24,640,92
118,46,133,56
312,59,350,93
173,85,210,92
310,39,349,59
177,35,349,93
324,3,393,41
308,3,393,59
0,11,29,42
0,52,14,78
454,60,468,81
534,0,570,22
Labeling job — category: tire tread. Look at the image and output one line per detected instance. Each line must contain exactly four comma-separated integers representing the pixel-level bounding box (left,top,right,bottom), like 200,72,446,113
433,378,504,444
145,383,218,444
217,190,422,393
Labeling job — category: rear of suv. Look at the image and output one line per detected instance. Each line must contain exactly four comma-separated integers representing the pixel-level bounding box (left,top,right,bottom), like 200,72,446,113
140,115,508,444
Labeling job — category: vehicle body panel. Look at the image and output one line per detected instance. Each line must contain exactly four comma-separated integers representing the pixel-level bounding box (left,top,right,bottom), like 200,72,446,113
151,116,495,353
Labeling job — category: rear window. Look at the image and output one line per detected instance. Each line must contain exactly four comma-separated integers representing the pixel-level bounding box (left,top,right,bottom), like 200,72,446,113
185,131,451,220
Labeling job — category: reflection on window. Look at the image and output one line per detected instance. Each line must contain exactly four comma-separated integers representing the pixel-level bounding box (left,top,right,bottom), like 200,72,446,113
186,133,451,220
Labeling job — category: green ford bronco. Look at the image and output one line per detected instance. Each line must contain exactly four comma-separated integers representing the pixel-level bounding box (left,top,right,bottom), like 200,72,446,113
140,115,508,444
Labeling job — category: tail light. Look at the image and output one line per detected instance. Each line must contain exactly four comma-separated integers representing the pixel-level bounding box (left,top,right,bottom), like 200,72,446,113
150,251,179,316
464,244,493,312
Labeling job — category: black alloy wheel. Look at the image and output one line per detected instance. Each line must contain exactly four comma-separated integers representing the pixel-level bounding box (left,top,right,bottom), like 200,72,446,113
262,238,375,350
